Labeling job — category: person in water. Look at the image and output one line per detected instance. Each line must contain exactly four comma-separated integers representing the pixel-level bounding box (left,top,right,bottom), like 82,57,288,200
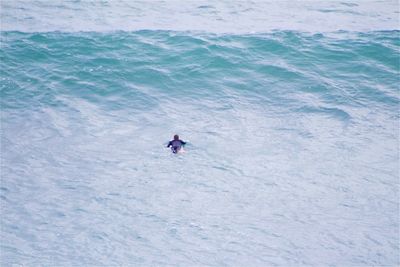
167,134,186,153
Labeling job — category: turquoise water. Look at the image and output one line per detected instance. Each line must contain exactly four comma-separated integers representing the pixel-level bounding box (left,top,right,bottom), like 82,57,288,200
1,1,400,266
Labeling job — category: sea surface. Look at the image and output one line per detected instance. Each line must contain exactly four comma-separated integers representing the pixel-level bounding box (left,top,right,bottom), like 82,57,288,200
1,1,399,266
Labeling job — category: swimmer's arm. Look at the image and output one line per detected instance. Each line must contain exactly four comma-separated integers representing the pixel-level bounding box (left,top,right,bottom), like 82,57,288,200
181,141,187,146
166,141,172,147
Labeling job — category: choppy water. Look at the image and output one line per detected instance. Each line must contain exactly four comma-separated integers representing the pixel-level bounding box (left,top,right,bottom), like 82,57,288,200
1,1,399,266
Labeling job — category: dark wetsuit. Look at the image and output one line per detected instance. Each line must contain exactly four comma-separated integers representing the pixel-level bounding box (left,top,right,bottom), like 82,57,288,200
167,140,186,153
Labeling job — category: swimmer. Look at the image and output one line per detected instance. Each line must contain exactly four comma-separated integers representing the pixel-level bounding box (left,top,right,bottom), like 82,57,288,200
167,134,186,154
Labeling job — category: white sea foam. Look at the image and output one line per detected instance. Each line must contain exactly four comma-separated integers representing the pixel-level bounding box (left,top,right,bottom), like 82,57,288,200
1,1,399,266
0,0,399,33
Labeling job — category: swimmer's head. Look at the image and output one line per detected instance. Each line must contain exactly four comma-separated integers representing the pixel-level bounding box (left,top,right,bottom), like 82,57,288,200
174,134,179,140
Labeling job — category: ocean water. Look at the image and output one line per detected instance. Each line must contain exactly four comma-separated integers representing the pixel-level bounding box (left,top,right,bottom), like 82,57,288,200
1,1,399,266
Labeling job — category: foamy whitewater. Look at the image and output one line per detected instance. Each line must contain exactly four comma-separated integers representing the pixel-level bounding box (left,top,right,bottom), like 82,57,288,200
1,1,399,266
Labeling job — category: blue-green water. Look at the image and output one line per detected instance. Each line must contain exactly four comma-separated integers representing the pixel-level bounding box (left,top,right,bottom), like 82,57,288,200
1,1,399,266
